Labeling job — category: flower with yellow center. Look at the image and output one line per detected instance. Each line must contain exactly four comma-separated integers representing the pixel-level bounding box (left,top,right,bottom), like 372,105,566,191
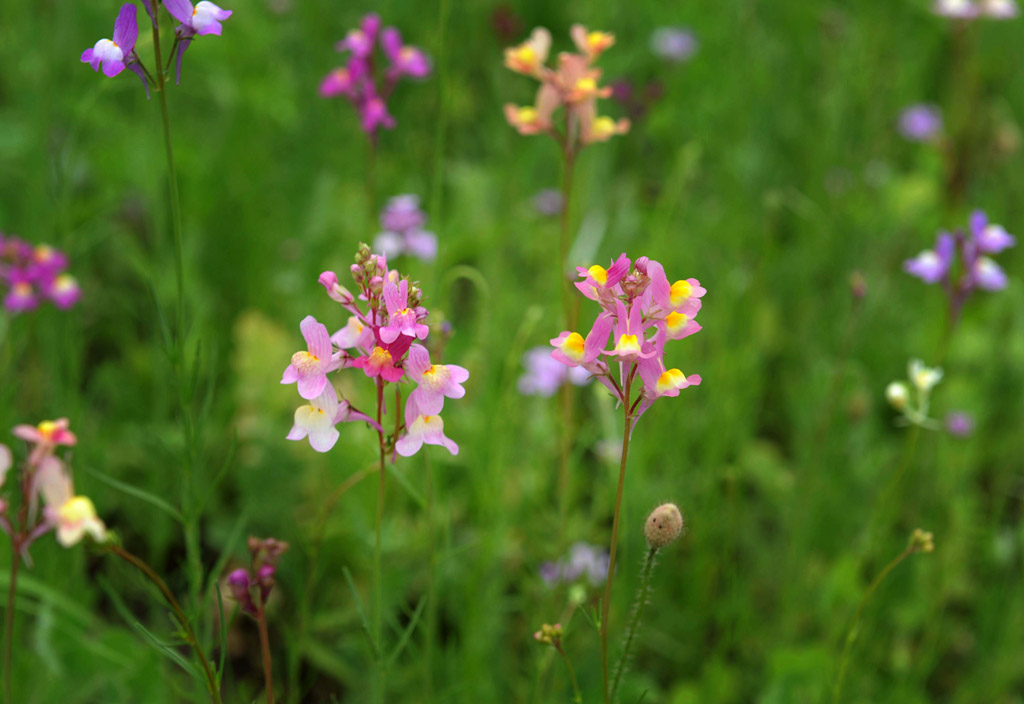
56,496,107,547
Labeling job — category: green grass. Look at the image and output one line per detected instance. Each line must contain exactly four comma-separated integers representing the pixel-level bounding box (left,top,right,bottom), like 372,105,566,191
1,0,1023,702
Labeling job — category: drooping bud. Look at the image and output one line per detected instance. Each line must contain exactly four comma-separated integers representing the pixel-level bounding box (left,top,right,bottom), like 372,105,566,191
227,568,257,615
319,271,354,304
644,503,684,549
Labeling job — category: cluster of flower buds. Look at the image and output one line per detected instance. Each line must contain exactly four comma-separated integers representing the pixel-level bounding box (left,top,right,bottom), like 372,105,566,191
80,1,232,93
227,536,289,617
319,14,431,138
904,210,1015,321
932,0,1018,19
908,528,935,554
1,234,81,313
373,195,438,262
533,622,563,647
886,359,944,429
502,25,630,148
550,254,704,434
282,244,468,456
1,420,106,561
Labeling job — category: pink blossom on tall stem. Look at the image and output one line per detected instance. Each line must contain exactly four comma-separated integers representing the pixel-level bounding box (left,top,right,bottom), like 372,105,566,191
281,316,340,400
404,344,469,415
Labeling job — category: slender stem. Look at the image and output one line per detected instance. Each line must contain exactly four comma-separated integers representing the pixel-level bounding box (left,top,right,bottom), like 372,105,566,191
424,454,437,703
374,378,387,704
151,3,202,614
832,546,915,704
610,547,658,701
257,609,275,704
556,145,578,554
366,137,378,222
555,644,583,704
601,365,634,704
107,545,221,704
559,149,577,329
3,543,20,704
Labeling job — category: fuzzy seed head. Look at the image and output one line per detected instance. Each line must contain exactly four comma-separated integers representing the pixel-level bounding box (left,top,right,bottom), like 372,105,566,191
644,503,684,549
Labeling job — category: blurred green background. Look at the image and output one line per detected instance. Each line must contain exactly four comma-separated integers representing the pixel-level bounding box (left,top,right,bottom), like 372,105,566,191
1,0,1023,702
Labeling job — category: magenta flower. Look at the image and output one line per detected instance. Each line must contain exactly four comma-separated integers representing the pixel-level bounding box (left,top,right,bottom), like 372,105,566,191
3,279,37,313
13,418,77,450
405,344,469,415
320,14,431,139
380,280,429,343
1,234,81,315
281,316,338,400
46,274,82,310
395,395,459,457
381,28,431,80
81,3,139,77
551,254,704,435
351,343,405,382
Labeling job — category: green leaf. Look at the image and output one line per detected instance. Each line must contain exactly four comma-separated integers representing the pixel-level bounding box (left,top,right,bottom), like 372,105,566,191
387,596,426,667
80,464,184,524
342,567,379,659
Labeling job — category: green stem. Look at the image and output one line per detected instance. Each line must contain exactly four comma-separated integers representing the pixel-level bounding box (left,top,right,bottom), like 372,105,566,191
257,608,275,704
556,145,578,556
374,378,387,704
610,547,658,702
601,365,634,704
559,149,577,329
107,545,221,704
555,644,583,704
832,545,915,704
3,544,20,704
151,2,202,614
424,454,437,703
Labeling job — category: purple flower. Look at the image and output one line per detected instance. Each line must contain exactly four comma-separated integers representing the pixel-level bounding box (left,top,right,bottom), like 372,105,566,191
970,210,1016,253
374,195,438,262
3,279,38,313
381,195,427,232
650,27,698,63
971,256,1008,290
46,274,82,309
81,3,139,78
933,0,980,17
518,347,591,397
904,232,954,283
1,234,80,313
945,411,975,437
539,542,610,587
335,14,381,58
164,0,232,82
899,104,943,142
533,189,564,216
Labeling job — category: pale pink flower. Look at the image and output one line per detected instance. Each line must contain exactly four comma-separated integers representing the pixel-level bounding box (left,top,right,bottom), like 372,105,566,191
404,344,469,415
395,395,458,457
281,316,339,400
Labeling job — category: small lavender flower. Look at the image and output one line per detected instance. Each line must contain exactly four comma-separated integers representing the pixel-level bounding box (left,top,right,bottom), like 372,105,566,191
945,411,975,437
899,104,943,142
650,27,698,63
933,0,980,18
539,542,610,587
904,232,954,283
373,195,438,262
81,3,139,78
518,347,590,397
533,189,564,216
164,0,233,82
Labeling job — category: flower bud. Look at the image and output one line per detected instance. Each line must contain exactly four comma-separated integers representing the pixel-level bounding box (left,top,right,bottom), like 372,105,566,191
909,528,934,553
644,503,684,549
227,568,257,615
532,622,563,646
885,382,909,410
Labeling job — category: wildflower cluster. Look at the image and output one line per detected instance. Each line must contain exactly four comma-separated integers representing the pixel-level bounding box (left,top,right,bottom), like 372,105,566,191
932,0,1018,19
227,536,289,617
886,359,944,429
319,14,431,139
503,25,630,147
283,244,467,456
373,195,438,262
81,1,232,91
551,254,704,433
1,234,81,313
904,210,1015,320
1,420,106,558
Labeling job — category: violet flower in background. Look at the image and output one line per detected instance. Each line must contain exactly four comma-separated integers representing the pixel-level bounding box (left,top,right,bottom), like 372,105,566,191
899,104,943,142
650,27,698,63
904,210,1015,322
933,0,1019,17
539,542,610,587
533,189,564,216
0,233,81,314
320,14,432,141
945,411,975,437
518,347,591,397
373,195,438,262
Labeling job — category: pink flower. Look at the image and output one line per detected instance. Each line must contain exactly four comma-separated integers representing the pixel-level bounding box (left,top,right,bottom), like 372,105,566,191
575,253,630,301
395,395,458,457
331,315,374,352
603,300,657,361
351,345,405,382
286,386,341,453
404,344,469,415
381,28,431,79
35,456,107,547
380,279,428,343
646,260,705,316
281,316,338,400
46,274,82,309
13,418,77,465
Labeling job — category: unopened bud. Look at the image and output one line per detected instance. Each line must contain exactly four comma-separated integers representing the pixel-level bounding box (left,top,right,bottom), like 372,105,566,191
644,503,684,549
355,242,372,264
532,622,563,646
227,569,257,615
885,382,909,410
